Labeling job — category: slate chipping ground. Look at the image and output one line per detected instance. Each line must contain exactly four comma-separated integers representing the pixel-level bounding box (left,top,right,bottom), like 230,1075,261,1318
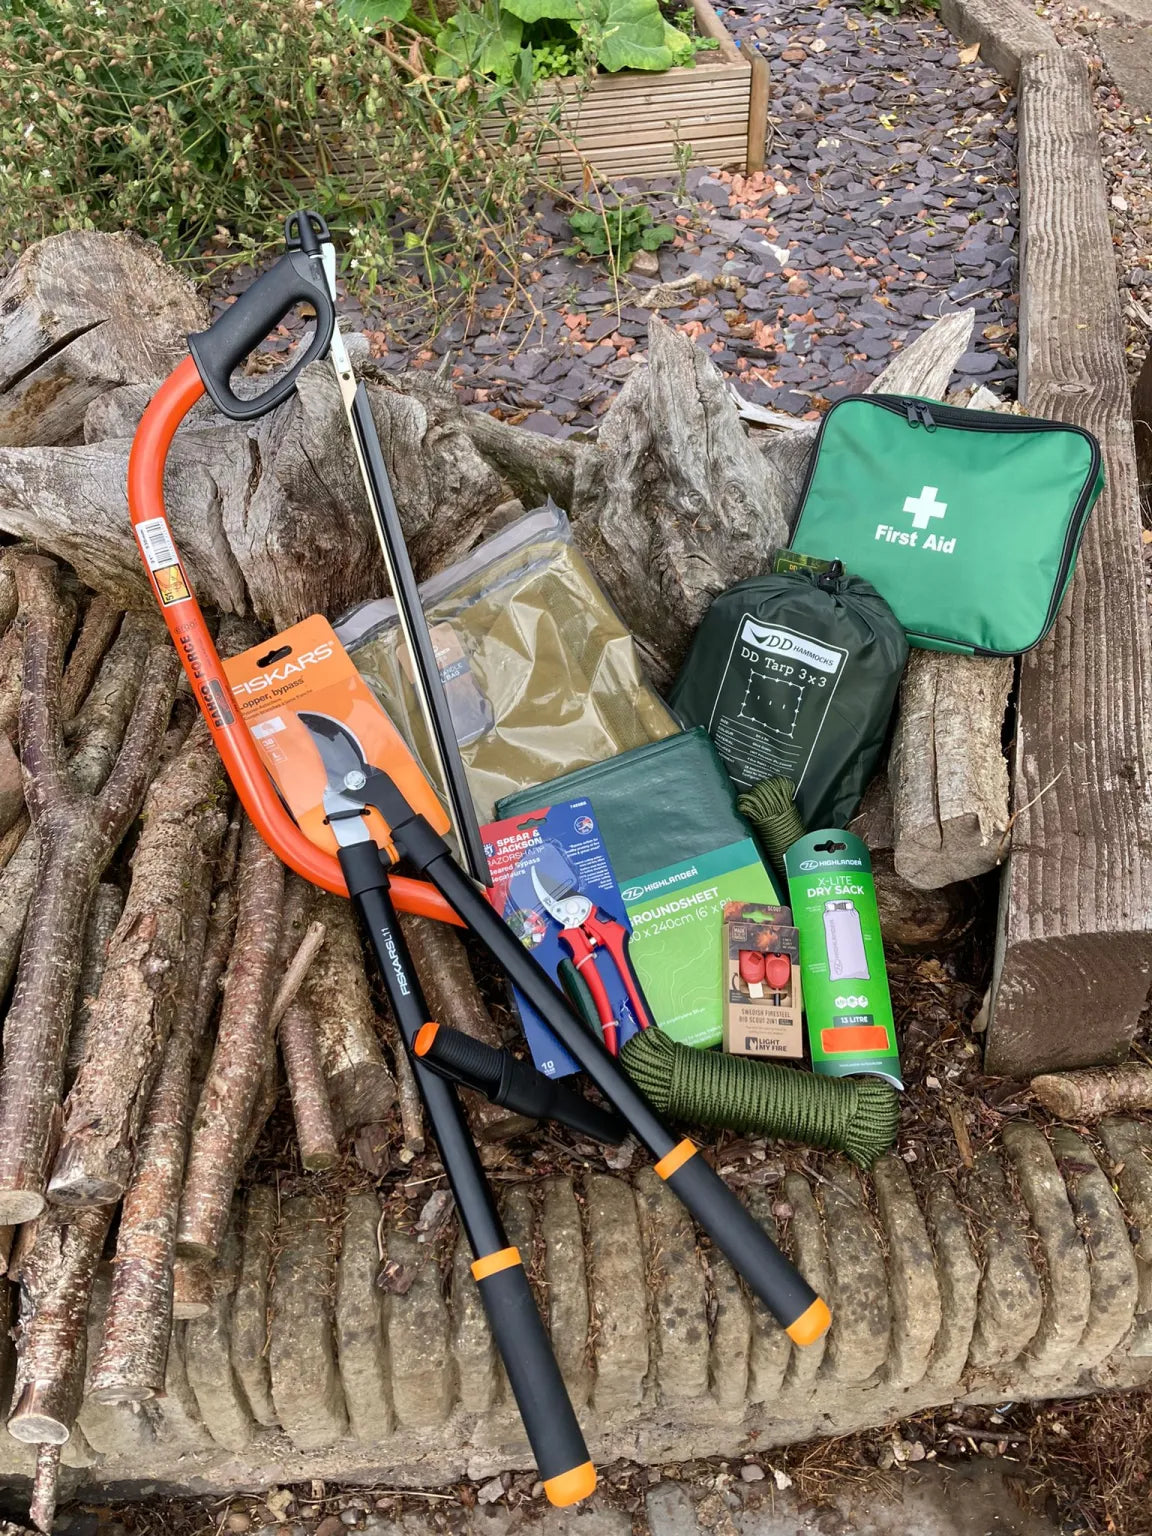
214,2,1021,426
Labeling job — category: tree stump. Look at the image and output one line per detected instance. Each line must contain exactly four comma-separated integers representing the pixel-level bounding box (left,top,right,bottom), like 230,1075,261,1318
0,231,206,449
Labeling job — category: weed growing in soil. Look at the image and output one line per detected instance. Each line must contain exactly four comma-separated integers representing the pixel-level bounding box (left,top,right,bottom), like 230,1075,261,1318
0,0,553,310
566,199,676,271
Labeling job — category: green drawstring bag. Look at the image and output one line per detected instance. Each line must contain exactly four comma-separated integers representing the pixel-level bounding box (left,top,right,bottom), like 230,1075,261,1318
788,394,1103,655
670,568,907,830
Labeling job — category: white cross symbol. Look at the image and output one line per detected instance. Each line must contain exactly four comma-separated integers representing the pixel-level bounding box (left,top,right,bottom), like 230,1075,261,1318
902,486,947,530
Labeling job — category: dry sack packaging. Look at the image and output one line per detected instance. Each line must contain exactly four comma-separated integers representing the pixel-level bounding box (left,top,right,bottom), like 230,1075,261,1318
336,502,677,821
670,567,908,830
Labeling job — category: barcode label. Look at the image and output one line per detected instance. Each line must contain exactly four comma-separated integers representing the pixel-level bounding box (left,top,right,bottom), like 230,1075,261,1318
136,517,179,572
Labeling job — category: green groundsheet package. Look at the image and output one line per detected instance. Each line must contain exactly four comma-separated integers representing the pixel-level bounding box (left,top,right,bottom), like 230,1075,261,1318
498,729,784,1049
788,394,1103,655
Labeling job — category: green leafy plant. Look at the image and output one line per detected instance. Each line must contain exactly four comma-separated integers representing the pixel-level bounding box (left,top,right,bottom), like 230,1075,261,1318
858,0,939,14
433,0,711,82
566,199,675,271
0,0,553,317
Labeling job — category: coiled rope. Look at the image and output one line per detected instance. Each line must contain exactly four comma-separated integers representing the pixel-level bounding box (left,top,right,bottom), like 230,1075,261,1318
620,1027,899,1169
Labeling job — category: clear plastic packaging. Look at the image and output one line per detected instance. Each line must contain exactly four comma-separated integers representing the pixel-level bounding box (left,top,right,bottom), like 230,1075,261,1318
335,503,678,822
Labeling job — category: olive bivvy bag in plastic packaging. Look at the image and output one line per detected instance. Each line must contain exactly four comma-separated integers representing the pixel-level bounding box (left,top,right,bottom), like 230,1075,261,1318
670,568,908,831
787,394,1103,655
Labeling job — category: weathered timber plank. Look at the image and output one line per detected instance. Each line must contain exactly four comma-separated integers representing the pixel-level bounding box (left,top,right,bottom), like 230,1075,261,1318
985,49,1152,1075
1134,348,1152,503
938,0,1058,84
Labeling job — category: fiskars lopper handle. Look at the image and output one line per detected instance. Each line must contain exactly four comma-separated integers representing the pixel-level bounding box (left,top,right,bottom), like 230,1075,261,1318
652,1140,830,1345
470,1249,596,1506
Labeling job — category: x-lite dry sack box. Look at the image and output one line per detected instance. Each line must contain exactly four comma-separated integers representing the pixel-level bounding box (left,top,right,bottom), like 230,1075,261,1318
787,394,1103,656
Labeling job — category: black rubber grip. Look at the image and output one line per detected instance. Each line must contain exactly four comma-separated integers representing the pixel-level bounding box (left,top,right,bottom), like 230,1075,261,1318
476,1258,594,1499
420,1024,626,1146
425,1022,502,1088
663,1149,821,1334
188,248,335,421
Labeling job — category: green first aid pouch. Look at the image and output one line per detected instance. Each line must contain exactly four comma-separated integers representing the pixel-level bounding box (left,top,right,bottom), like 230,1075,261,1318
788,394,1103,655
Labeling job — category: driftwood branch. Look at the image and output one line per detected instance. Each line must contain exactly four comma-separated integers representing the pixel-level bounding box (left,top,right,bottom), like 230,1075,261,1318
86,842,219,1403
29,1441,60,1534
0,563,178,1223
889,650,1013,890
60,597,122,721
65,883,125,1092
7,1206,113,1443
277,918,339,1172
304,893,397,1136
0,608,166,1002
49,720,230,1206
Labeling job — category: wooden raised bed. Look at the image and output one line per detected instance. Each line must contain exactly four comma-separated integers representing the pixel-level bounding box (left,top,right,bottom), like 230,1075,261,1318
320,0,768,189
526,0,770,180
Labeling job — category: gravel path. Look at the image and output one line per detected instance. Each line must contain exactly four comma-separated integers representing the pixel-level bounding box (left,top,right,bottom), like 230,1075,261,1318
217,4,1020,435
370,1,1019,433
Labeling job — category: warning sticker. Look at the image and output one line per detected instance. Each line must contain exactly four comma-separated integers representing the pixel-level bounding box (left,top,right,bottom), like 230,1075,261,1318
706,615,848,791
135,517,190,607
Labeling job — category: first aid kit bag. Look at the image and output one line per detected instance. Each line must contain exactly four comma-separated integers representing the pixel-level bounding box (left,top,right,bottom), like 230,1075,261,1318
787,394,1103,655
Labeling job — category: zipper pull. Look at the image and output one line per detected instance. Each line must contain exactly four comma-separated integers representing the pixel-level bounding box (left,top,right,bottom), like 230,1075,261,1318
905,401,920,427
918,403,937,432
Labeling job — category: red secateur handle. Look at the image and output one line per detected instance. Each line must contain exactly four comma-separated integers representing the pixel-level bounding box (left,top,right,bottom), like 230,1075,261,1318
560,927,618,1055
127,356,461,926
559,913,653,1057
587,912,653,1034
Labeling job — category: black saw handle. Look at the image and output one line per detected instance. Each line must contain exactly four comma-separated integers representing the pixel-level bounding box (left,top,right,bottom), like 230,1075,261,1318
188,211,336,422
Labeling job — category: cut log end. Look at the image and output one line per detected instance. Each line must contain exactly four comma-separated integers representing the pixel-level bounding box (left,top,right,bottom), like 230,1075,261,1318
45,1157,125,1208
7,1384,73,1445
173,1238,217,1267
85,1381,156,1406
172,1255,214,1316
0,1190,47,1225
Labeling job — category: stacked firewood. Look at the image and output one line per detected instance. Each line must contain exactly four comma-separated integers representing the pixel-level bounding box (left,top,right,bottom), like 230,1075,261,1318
0,551,525,1525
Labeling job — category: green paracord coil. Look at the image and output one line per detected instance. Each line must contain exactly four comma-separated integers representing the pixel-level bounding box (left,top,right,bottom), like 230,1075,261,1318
619,1026,900,1169
736,776,807,879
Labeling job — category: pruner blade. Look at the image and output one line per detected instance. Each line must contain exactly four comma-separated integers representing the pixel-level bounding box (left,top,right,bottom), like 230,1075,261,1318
299,710,374,848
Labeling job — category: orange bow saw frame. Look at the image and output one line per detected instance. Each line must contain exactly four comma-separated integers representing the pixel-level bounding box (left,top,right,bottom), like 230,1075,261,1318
127,350,460,927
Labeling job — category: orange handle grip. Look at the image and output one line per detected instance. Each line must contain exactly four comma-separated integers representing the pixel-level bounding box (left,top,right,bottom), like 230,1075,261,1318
127,357,462,926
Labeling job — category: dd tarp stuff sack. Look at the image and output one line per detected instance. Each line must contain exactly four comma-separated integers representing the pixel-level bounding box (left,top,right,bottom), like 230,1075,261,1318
670,567,908,831
788,394,1103,656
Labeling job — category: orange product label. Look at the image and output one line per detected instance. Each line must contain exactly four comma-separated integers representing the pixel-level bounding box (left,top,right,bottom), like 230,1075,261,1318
819,1025,892,1055
222,615,450,859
